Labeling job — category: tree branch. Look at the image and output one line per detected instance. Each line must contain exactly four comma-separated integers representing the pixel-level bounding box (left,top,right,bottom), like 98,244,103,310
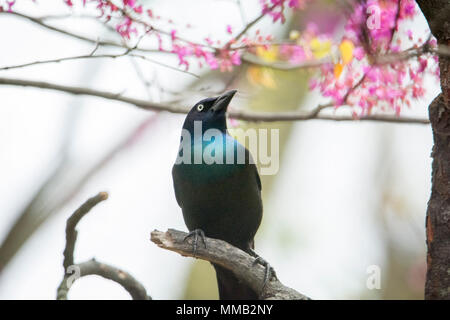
243,42,450,71
57,192,150,300
151,229,309,300
62,192,108,269
57,258,150,300
0,76,186,113
0,76,430,124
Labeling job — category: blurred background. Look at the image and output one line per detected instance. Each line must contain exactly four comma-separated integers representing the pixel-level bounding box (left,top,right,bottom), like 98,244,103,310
0,0,438,299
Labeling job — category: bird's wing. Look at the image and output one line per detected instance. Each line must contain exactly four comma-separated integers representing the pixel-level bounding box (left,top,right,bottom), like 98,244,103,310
171,165,183,207
238,140,261,192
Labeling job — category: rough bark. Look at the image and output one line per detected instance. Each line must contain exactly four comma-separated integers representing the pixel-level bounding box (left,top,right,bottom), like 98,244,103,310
416,0,450,300
151,229,310,300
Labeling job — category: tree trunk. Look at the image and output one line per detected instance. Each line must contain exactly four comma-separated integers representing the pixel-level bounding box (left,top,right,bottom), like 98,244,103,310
416,0,450,300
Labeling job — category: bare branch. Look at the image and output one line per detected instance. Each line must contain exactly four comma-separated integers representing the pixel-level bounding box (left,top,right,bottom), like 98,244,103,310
0,52,128,72
431,45,450,58
63,192,108,269
151,229,310,300
0,76,186,113
129,53,200,78
0,76,430,124
230,109,430,124
57,192,150,300
57,258,150,300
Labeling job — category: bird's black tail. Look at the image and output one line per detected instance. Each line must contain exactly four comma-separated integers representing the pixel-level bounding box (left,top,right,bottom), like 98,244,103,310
213,264,258,300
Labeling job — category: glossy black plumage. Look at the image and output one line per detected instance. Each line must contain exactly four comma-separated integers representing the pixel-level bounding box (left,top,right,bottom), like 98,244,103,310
172,90,263,299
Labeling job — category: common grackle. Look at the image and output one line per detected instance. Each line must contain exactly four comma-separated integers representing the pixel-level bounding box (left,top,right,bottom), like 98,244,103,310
172,90,266,299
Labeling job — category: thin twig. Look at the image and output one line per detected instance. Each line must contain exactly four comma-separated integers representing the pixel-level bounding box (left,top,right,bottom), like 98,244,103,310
0,52,129,71
387,0,401,50
0,51,200,78
231,3,278,45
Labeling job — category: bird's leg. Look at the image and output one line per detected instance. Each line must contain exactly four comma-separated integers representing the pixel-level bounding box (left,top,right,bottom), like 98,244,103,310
183,229,207,257
247,249,277,295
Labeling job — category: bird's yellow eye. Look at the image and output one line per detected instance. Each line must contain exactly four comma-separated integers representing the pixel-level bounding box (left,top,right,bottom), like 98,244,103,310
197,104,204,112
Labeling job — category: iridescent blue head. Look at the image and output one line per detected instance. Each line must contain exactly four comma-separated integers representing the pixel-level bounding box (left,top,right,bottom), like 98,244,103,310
182,90,237,134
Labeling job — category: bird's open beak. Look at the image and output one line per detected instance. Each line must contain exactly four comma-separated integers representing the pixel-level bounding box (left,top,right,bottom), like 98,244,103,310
211,90,237,112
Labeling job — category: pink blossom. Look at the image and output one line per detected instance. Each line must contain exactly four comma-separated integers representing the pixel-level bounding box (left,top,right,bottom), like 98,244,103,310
123,0,136,8
309,79,318,90
230,51,241,65
116,17,137,39
418,58,428,72
172,44,192,68
406,29,413,40
288,0,299,8
6,0,15,11
353,47,365,60
205,52,219,69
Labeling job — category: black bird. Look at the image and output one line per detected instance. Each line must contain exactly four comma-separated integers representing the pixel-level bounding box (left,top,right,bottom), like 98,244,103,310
172,90,264,299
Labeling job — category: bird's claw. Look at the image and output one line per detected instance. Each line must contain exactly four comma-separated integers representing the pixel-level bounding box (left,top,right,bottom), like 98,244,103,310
183,229,207,257
249,251,277,296
253,257,277,290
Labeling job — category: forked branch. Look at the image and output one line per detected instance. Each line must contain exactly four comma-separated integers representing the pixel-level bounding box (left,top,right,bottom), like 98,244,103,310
56,192,150,300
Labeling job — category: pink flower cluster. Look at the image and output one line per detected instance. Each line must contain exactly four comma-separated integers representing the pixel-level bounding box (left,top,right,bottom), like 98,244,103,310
345,0,416,53
311,50,438,116
304,0,439,115
171,43,241,72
